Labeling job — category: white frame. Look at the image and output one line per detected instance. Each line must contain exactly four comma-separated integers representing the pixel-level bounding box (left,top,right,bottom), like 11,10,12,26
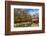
10,5,42,31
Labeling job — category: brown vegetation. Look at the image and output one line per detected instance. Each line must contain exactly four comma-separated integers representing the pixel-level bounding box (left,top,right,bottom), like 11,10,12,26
14,11,32,23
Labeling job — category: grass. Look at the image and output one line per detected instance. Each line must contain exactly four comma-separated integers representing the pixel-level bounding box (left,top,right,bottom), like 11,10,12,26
14,24,32,27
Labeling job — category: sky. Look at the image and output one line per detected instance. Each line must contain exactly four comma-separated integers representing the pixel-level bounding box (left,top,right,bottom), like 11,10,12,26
25,9,39,15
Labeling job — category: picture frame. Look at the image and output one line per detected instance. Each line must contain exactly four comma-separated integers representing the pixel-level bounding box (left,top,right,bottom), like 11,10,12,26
5,1,45,35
